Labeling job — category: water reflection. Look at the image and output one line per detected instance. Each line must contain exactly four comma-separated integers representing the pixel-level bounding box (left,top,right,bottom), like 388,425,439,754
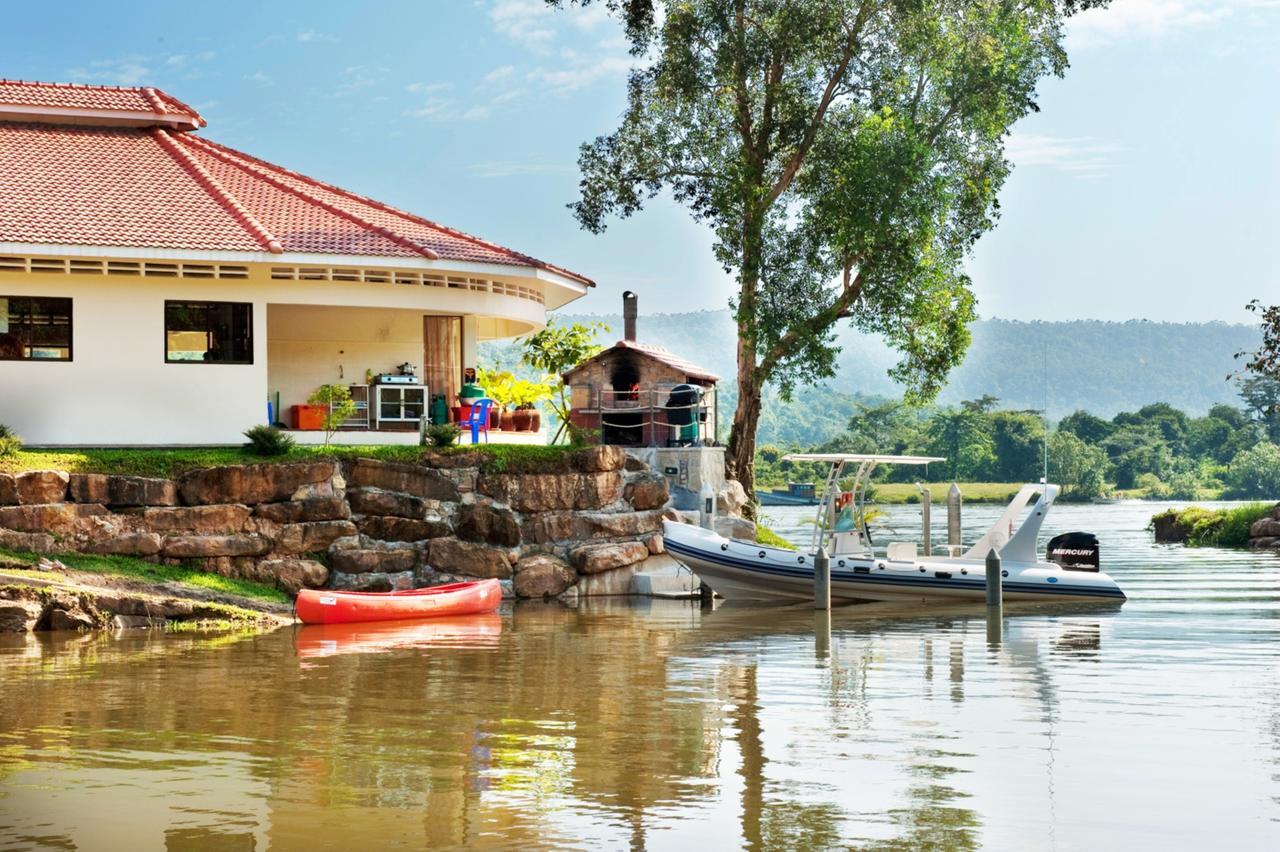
1,503,1279,848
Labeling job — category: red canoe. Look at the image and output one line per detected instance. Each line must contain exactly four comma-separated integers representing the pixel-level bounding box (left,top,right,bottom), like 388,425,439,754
295,579,502,625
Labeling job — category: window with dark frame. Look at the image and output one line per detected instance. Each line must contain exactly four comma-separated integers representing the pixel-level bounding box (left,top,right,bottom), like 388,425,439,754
165,301,253,364
0,296,72,361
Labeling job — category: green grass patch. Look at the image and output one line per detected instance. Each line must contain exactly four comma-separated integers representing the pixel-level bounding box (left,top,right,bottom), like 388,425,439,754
871,482,1026,505
756,523,797,550
1,443,579,479
0,547,287,604
1150,503,1274,548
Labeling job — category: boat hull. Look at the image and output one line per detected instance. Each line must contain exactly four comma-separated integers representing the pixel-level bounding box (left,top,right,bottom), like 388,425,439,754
664,521,1126,604
295,579,502,625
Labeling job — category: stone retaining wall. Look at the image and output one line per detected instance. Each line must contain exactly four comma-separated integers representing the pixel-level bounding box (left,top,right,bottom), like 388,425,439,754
1248,503,1280,549
0,446,672,600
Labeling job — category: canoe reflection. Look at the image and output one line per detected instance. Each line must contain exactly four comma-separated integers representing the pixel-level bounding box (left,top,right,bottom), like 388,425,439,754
294,614,503,661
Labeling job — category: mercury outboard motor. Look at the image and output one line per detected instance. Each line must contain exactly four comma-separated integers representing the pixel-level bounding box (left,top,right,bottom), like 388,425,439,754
1047,532,1100,572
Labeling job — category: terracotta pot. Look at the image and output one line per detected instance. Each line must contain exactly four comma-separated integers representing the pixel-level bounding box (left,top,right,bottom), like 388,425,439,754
531,411,541,432
489,408,501,429
512,409,534,431
499,410,515,432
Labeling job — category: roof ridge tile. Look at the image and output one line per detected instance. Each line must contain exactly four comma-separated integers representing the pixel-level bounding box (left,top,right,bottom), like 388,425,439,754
153,129,283,254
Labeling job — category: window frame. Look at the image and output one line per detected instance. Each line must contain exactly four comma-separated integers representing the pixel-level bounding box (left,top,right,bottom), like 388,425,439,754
0,295,73,362
163,299,254,365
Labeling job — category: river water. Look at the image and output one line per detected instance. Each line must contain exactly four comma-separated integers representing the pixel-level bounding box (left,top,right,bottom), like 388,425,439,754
1,502,1278,850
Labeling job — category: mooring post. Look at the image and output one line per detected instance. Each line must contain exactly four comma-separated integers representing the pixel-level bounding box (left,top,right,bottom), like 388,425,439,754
947,483,962,552
985,548,1003,644
814,610,831,660
814,546,831,611
699,479,715,530
918,483,932,556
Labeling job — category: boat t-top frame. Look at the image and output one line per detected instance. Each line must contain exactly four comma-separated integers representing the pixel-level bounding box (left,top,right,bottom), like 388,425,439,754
782,453,946,554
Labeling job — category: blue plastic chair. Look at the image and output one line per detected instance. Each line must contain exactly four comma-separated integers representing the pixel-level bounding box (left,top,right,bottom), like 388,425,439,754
462,398,495,444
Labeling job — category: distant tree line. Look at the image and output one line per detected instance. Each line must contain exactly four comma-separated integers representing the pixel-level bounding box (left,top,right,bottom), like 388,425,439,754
755,379,1280,501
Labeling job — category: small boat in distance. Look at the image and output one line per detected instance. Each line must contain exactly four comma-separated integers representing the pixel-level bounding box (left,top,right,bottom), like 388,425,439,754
667,453,1126,605
295,579,502,625
755,482,819,506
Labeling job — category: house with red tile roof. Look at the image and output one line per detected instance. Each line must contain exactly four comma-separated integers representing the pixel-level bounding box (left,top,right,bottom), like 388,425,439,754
0,80,592,445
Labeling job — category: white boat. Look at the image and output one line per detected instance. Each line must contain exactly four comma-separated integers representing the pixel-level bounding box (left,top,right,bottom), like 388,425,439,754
665,453,1126,604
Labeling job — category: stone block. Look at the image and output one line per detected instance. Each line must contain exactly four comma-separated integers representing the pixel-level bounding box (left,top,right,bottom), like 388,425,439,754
259,558,330,595
479,471,624,512
83,532,163,556
571,541,650,575
0,529,57,553
0,474,17,506
253,497,349,523
427,537,513,579
576,445,626,472
14,470,69,505
347,487,429,519
142,505,251,534
46,607,96,631
714,516,757,543
629,554,700,598
0,599,43,632
162,534,272,558
624,471,670,511
513,553,575,599
330,570,414,592
330,545,419,575
356,515,450,543
68,474,176,507
575,564,640,596
274,520,358,555
178,462,338,506
347,459,460,501
456,501,521,547
717,480,749,517
0,503,105,536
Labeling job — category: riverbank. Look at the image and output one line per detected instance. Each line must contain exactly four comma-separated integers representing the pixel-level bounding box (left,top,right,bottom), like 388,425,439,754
1150,502,1280,548
0,548,289,632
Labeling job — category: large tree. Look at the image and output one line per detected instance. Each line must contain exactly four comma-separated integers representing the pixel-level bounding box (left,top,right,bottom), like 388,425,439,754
553,0,1105,498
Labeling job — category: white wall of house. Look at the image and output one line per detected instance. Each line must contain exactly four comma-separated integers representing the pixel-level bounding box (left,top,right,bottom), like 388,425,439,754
0,258,551,445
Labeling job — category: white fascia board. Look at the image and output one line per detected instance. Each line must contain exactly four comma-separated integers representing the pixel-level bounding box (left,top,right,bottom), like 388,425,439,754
0,242,592,296
0,105,198,129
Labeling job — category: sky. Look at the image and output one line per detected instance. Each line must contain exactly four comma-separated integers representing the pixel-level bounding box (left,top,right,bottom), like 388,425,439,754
5,0,1279,323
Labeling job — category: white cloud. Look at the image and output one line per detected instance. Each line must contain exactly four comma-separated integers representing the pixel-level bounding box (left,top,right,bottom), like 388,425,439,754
336,65,389,96
489,0,558,50
485,64,517,83
406,81,452,94
462,105,492,121
402,97,456,119
530,56,637,93
246,71,274,86
1006,133,1123,177
1067,0,1275,49
67,56,152,86
297,29,339,44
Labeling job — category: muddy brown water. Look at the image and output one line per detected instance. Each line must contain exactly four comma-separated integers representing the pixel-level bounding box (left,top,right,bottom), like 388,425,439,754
1,503,1278,850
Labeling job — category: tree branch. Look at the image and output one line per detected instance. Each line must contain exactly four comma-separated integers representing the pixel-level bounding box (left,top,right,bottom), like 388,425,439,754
757,257,866,380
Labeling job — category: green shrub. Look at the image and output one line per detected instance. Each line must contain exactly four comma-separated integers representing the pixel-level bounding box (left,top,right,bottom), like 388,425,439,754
0,424,21,458
425,423,461,447
242,425,296,456
1151,503,1273,547
756,524,797,550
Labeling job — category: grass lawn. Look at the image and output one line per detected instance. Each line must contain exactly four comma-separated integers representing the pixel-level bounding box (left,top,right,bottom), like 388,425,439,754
0,547,288,605
0,443,577,478
872,482,1027,504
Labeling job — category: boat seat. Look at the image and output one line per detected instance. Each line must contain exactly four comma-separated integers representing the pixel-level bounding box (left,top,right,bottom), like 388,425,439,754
886,541,917,562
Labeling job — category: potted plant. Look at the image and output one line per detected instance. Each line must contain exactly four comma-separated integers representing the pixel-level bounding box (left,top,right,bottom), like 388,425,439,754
509,378,553,431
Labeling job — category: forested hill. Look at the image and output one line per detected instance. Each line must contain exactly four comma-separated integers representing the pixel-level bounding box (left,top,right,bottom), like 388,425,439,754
481,311,1260,446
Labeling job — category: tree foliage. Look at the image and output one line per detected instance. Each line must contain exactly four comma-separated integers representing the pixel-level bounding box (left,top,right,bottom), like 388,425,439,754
554,0,1105,497
518,318,608,443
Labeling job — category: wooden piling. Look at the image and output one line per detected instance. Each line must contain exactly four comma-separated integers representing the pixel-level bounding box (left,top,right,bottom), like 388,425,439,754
814,546,831,611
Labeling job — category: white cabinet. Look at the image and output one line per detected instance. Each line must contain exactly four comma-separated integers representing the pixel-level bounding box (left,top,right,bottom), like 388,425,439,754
373,384,426,428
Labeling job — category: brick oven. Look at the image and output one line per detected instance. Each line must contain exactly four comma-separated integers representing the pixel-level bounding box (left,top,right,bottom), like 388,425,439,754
564,291,719,447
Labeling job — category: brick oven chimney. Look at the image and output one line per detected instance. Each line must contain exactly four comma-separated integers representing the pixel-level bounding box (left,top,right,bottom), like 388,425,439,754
623,290,637,342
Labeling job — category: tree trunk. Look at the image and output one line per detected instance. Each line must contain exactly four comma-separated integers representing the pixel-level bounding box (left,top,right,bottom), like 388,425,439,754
726,366,762,513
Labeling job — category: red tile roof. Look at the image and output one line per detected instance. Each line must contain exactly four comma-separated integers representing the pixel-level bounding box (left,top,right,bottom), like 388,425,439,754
563,338,720,384
0,80,593,285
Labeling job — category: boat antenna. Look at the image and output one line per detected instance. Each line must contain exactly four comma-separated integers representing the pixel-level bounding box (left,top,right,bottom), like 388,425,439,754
1042,340,1050,485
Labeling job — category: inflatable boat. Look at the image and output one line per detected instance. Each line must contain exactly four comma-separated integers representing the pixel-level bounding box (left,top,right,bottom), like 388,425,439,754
666,454,1126,605
295,579,502,625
